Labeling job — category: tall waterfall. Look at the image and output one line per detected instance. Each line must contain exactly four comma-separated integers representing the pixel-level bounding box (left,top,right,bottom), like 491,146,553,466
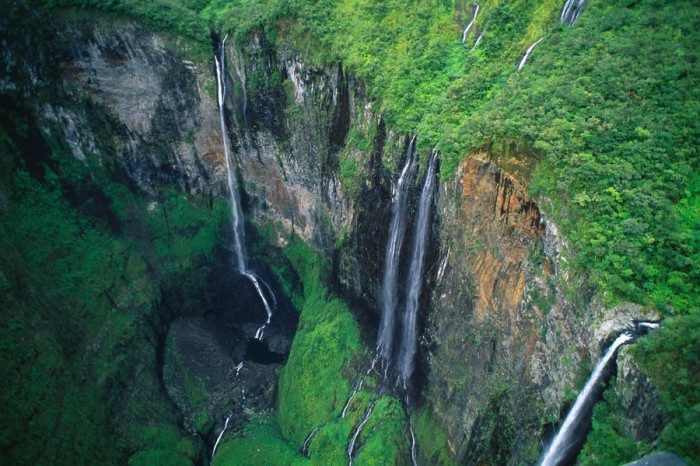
398,149,438,383
215,37,275,340
560,0,586,26
517,37,544,71
539,332,633,466
377,136,418,363
462,3,480,43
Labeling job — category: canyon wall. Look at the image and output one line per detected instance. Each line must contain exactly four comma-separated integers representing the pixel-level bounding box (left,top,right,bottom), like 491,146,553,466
1,9,665,465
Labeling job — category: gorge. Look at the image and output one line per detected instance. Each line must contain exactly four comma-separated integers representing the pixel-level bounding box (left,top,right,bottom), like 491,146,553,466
0,1,698,466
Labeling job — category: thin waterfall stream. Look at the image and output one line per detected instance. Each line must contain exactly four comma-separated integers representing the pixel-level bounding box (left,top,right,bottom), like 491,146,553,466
461,3,480,43
560,0,586,26
215,36,275,341
517,37,544,71
342,143,437,466
347,399,380,465
211,362,246,460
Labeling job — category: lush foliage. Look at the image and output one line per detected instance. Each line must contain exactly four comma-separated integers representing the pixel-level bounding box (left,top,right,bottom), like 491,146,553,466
11,0,700,463
578,378,646,465
215,239,411,464
0,55,226,463
634,315,700,464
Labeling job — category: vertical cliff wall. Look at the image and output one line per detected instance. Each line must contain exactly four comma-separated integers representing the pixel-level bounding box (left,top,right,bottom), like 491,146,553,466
423,153,662,463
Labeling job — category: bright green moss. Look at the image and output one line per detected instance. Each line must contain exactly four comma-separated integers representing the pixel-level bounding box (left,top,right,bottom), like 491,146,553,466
212,416,306,466
277,240,361,442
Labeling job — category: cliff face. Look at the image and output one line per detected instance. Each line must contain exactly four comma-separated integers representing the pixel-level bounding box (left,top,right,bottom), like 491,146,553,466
424,154,662,463
48,18,222,195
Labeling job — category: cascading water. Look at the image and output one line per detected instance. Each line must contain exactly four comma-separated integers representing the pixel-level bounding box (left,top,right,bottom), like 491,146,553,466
211,362,246,459
461,2,480,43
347,399,379,465
377,136,418,363
539,333,634,466
398,149,438,384
215,36,275,340
560,0,586,26
301,426,321,457
342,354,379,418
517,37,544,71
470,33,483,52
343,142,437,466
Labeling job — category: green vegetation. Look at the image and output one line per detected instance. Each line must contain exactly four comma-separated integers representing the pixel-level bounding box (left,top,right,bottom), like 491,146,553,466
634,315,700,464
578,379,645,466
0,50,226,462
276,239,361,442
6,0,698,464
212,415,305,466
214,238,412,465
412,408,459,466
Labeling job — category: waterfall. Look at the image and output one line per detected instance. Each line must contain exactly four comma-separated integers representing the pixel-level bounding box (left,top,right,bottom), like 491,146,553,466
211,362,247,459
517,37,544,71
377,136,418,363
403,391,419,466
347,399,379,465
539,333,634,466
560,0,585,26
398,149,438,383
470,33,483,52
461,3,480,43
342,354,379,418
211,415,231,459
215,37,275,340
301,426,321,457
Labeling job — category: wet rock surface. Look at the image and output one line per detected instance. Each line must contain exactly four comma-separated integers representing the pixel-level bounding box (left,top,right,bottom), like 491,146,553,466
49,17,223,195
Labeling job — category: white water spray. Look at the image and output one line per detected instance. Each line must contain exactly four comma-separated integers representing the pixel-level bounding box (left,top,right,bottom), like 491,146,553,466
639,321,660,329
216,37,275,340
398,149,438,383
517,37,544,71
462,3,480,43
378,137,418,362
539,333,633,466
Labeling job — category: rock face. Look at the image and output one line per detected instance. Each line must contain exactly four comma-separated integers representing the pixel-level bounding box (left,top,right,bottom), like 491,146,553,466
423,154,661,463
222,34,355,251
213,34,666,465
49,17,222,195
